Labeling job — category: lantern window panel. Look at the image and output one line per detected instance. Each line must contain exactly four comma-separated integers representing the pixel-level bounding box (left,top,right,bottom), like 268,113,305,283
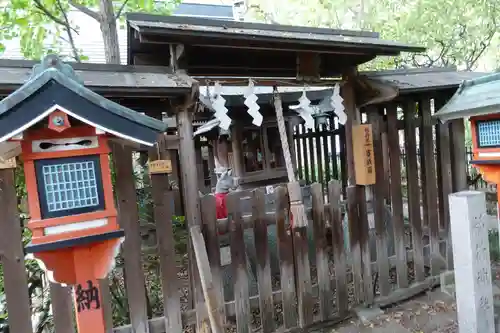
35,155,105,219
477,119,500,148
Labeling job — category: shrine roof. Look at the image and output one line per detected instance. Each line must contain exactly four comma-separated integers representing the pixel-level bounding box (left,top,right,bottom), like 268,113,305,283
364,67,487,94
434,71,500,122
127,13,422,53
0,55,170,148
126,13,425,77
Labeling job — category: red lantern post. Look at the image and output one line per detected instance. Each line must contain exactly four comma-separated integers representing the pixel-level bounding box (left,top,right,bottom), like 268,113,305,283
0,55,168,333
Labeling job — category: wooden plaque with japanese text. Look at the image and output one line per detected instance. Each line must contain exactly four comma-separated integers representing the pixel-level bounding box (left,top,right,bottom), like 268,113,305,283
148,159,172,174
352,124,376,185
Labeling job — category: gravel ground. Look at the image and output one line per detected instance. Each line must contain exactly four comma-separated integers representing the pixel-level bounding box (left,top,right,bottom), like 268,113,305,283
329,289,458,333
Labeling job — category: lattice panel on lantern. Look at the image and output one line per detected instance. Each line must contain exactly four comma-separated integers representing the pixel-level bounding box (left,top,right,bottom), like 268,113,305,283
42,161,100,212
478,120,500,147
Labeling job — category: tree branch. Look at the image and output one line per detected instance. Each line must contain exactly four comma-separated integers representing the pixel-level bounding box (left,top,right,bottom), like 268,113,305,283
465,29,495,70
115,0,130,19
247,4,279,24
69,0,101,22
56,0,81,62
32,0,78,34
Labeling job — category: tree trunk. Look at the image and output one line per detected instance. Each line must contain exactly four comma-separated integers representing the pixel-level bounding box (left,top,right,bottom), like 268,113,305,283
99,0,121,64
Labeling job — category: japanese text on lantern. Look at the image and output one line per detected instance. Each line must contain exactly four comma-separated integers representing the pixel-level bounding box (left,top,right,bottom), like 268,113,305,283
75,280,101,313
353,124,376,185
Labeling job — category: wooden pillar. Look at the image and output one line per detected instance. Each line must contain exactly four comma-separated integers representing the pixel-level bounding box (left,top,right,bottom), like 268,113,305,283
230,123,244,179
450,119,468,192
178,105,203,228
214,137,230,171
0,168,32,333
367,106,391,297
99,281,114,333
342,74,358,187
111,144,149,333
148,132,183,333
50,283,76,333
341,68,371,304
169,138,183,217
381,122,391,203
177,102,212,333
287,119,298,176
420,98,442,275
195,140,206,192
403,100,425,282
207,143,217,189
178,101,224,333
447,118,468,271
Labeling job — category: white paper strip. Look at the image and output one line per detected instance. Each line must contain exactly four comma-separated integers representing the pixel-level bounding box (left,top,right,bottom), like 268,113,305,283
244,80,263,126
331,83,347,125
290,90,315,129
211,82,232,130
299,108,315,129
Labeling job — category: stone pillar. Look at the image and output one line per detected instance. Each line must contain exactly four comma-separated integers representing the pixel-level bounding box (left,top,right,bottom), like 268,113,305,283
449,191,494,333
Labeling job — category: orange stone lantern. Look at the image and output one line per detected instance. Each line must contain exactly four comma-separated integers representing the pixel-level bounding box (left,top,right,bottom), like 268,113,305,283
0,55,167,333
469,115,500,186
434,73,500,220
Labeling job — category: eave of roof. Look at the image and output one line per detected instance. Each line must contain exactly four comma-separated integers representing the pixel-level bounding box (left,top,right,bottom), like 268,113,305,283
0,66,167,134
363,67,487,94
0,55,180,152
127,13,425,56
0,58,197,98
434,72,500,122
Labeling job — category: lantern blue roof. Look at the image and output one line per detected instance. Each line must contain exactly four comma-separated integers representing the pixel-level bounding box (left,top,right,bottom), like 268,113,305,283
0,54,173,147
434,72,500,122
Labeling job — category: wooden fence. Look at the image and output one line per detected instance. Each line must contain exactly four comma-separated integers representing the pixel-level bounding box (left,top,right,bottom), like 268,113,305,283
293,114,490,193
0,95,468,333
195,179,439,333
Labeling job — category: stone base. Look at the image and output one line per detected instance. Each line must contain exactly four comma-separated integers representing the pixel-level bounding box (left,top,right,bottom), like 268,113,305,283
354,305,384,326
440,269,500,300
440,270,456,297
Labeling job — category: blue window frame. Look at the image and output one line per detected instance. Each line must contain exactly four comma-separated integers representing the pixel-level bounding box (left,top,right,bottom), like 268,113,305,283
477,119,500,148
35,155,105,219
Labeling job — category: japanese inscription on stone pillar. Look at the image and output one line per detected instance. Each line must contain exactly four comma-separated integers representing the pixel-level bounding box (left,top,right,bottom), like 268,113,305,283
449,191,494,333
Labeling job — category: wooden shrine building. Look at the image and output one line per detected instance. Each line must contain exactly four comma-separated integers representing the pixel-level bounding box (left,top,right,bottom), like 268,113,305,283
0,11,490,333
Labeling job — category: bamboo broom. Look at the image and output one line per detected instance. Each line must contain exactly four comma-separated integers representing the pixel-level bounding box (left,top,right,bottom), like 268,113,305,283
272,86,307,226
273,86,313,326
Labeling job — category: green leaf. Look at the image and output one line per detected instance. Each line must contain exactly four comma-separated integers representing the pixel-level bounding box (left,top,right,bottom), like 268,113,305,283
15,17,28,26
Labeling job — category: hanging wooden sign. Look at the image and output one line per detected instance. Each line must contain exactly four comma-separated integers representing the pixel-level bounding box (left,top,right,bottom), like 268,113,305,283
352,124,376,185
149,159,172,174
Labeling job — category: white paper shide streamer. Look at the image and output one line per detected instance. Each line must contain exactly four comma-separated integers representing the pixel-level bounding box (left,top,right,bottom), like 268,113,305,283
289,90,315,129
331,83,347,125
211,82,232,131
244,79,263,126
